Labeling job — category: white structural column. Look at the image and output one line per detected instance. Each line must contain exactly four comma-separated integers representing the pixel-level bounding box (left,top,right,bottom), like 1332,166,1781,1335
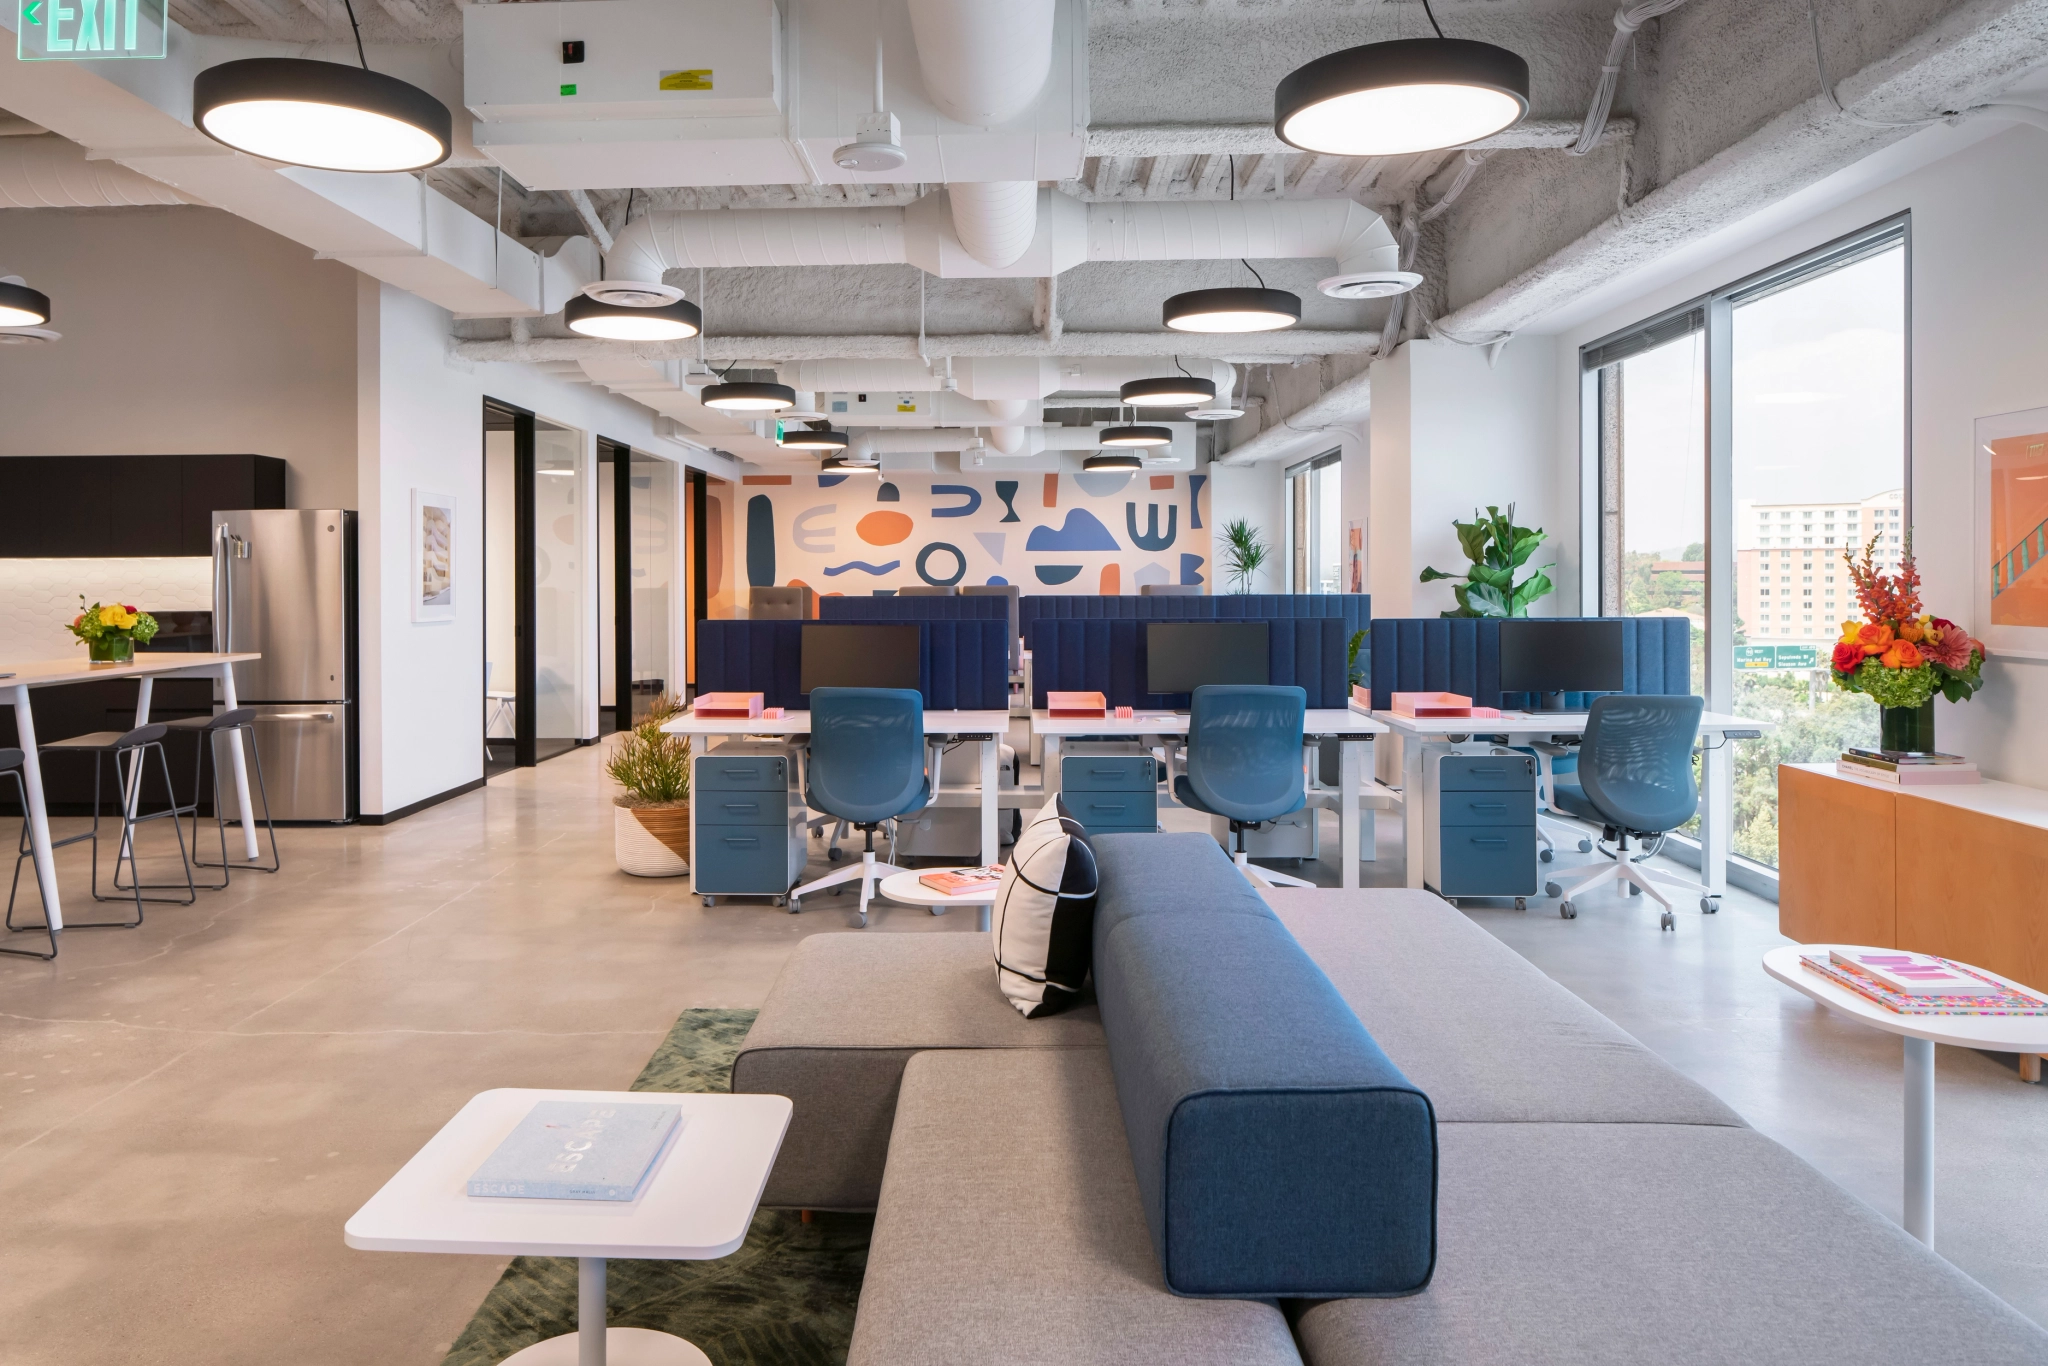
1904,1035,1935,1246
219,661,259,860
9,684,61,931
1338,738,1365,891
979,737,999,869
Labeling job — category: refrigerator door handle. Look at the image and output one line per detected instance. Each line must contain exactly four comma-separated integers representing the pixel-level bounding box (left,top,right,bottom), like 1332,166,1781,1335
268,712,336,722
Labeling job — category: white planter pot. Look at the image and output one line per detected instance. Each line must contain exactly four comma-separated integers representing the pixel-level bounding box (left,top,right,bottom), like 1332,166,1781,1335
615,804,690,878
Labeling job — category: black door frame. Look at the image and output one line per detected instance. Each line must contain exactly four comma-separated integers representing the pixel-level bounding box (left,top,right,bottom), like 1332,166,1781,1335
686,467,708,698
483,398,540,769
601,437,634,729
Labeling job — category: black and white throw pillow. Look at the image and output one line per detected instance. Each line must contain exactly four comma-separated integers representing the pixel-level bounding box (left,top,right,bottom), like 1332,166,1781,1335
992,795,1099,1018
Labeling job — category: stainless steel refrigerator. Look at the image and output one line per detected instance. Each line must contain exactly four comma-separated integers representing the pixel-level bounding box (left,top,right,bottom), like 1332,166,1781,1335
211,509,359,822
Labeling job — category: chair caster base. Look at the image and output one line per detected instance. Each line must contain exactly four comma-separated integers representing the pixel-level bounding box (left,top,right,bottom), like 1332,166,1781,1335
1544,881,1562,899
1701,896,1719,914
1578,839,1593,853
1514,896,1526,911
1627,882,1641,896
1559,901,1577,919
701,896,716,907
1660,910,1676,931
827,848,843,862
1538,848,1553,863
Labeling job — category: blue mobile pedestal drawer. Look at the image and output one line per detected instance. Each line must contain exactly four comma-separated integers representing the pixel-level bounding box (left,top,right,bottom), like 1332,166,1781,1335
1431,752,1537,902
1061,751,1160,836
692,741,807,907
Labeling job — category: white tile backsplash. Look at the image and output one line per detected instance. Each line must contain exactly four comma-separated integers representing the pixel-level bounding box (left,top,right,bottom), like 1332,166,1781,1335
0,558,213,662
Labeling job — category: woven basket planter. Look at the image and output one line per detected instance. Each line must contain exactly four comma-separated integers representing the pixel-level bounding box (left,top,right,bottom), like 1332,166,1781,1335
615,801,691,878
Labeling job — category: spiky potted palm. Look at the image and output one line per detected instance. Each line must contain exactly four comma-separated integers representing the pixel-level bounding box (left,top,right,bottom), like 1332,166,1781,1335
1419,505,1554,618
1219,518,1271,595
607,693,693,877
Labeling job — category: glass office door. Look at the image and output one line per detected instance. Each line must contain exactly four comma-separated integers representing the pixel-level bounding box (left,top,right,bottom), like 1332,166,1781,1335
532,418,588,757
600,443,679,728
1286,450,1342,593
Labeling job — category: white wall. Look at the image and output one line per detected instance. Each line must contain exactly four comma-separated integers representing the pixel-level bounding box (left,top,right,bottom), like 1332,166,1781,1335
1369,337,1561,618
1206,461,1286,593
1542,123,2048,785
358,282,742,818
0,206,359,508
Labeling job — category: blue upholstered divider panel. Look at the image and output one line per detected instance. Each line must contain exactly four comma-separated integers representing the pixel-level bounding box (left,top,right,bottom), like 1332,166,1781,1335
1020,593,1371,639
1028,616,1347,709
694,620,1008,711
1090,833,1438,1298
819,595,1010,623
1366,616,1693,710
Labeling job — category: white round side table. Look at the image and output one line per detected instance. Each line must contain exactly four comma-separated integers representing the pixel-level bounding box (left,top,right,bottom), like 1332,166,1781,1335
879,869,998,933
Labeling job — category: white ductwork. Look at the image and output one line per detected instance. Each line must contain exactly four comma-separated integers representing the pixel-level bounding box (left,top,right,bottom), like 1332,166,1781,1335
907,0,1057,126
604,195,1402,290
947,181,1040,268
0,135,200,208
849,427,988,459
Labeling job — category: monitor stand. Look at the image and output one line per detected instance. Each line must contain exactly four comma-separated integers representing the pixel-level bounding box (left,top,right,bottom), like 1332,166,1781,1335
1535,691,1573,712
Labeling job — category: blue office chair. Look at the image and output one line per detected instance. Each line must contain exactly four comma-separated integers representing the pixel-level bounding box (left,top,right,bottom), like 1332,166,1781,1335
1541,694,1713,931
792,688,932,926
1172,684,1315,890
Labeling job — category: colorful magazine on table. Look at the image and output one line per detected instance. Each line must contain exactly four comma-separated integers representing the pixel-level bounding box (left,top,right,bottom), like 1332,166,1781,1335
919,866,1005,896
1799,953,2048,1016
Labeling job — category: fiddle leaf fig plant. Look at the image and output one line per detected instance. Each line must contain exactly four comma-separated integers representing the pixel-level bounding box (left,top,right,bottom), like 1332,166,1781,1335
1419,504,1554,618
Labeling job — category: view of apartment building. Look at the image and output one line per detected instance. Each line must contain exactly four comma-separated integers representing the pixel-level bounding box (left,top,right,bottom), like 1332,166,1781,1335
1735,489,1905,642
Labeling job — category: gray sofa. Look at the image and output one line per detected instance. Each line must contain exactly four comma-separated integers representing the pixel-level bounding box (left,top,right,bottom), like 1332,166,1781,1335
733,835,2048,1365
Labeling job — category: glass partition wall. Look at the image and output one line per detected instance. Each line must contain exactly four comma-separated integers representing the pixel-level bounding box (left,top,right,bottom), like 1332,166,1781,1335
1584,217,1908,880
1286,450,1343,593
598,443,680,730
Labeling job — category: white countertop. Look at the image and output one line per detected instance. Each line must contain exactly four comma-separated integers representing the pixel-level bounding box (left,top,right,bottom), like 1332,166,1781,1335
1030,707,1385,737
1370,706,1767,737
1789,761,2048,833
0,652,259,689
663,708,1010,737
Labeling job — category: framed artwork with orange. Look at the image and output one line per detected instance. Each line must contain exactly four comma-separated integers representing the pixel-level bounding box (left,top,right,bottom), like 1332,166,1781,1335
1976,406,2048,659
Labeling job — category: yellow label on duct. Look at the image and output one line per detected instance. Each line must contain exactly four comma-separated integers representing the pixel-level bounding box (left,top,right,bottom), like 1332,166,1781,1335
896,402,918,412
659,69,713,91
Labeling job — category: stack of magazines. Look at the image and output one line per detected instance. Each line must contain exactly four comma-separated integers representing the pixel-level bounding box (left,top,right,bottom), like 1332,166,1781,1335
1800,951,2048,1016
1836,748,1980,785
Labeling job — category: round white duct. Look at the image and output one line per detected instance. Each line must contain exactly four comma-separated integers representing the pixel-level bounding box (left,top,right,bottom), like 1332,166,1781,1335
0,135,199,209
849,427,987,459
606,206,907,285
905,0,1056,127
947,181,1039,269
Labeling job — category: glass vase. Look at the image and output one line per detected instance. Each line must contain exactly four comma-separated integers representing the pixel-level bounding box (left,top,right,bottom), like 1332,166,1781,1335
87,635,134,665
1879,700,1935,754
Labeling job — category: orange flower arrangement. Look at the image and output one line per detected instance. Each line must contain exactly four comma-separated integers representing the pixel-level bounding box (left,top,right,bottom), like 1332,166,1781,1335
1828,535,1984,709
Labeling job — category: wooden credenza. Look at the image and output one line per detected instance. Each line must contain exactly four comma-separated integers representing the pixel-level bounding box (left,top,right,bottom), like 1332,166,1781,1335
1780,762,2048,990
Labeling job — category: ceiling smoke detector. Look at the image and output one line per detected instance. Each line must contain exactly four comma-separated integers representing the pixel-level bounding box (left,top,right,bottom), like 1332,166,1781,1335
1187,405,1245,421
0,326,61,347
582,280,685,309
1318,270,1424,300
833,111,909,172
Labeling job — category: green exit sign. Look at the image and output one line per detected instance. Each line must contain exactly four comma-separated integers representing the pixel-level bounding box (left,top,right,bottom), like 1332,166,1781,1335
18,0,168,59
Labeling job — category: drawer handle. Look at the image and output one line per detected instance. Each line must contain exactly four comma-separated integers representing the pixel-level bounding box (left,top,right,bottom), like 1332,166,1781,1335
1088,768,1129,776
1469,836,1508,846
1469,802,1505,811
722,837,761,847
1089,803,1127,812
720,768,758,777
722,803,761,813
1469,767,1506,777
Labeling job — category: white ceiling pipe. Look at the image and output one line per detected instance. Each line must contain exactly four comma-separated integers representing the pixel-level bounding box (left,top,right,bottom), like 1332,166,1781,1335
906,0,1057,127
0,135,201,209
849,427,989,459
791,356,1231,401
603,197,1399,292
948,181,1040,268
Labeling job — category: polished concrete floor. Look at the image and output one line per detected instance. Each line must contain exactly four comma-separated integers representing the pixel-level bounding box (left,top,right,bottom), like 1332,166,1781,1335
0,731,2042,1365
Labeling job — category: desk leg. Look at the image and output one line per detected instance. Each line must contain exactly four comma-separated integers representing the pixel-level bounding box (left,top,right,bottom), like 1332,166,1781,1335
581,1257,606,1366
220,664,259,860
1338,739,1363,891
502,1256,707,1365
979,738,998,869
1904,1035,1935,1246
1043,736,1062,798
11,685,61,933
1402,737,1426,890
1700,740,1731,897
119,677,155,863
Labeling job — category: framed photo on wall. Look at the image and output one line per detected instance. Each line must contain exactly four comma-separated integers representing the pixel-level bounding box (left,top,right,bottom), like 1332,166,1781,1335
1975,406,2048,659
412,489,456,624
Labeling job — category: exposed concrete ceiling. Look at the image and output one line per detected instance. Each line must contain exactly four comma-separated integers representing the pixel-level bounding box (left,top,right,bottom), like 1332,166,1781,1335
8,0,2048,462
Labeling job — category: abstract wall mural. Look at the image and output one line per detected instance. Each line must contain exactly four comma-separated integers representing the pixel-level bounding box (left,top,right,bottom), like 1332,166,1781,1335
733,470,1212,600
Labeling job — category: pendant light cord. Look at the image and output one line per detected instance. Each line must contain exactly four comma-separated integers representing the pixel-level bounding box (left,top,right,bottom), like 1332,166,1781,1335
1418,0,1446,40
1224,155,1268,290
340,0,368,70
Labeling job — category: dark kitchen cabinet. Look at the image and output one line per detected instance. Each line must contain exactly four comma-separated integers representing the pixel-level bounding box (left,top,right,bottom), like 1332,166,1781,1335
0,454,287,557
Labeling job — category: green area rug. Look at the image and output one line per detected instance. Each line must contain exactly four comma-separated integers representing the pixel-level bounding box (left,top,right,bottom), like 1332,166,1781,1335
439,1008,872,1366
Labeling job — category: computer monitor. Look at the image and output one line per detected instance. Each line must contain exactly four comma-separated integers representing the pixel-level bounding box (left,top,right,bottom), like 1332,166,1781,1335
1145,622,1270,696
800,624,921,693
1497,619,1625,710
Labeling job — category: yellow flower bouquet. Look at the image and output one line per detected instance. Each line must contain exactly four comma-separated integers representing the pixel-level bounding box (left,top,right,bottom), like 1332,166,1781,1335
68,595,159,665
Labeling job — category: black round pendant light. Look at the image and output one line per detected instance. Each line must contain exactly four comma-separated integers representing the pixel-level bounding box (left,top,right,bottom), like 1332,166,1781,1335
1099,424,1173,448
0,278,51,328
822,455,879,474
1120,376,1217,408
778,426,850,451
1083,452,1144,472
1163,287,1301,334
193,54,452,172
1274,26,1529,157
702,381,797,413
565,292,702,341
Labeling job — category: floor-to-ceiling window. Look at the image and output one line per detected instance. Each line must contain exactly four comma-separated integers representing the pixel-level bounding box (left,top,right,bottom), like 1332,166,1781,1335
1286,450,1342,593
1585,217,1908,877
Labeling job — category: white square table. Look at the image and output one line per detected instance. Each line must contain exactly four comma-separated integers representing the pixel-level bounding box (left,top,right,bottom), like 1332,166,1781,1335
345,1089,792,1366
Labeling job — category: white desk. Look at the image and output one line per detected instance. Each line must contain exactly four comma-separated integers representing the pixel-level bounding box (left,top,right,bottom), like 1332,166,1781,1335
662,709,1012,869
1763,945,2048,1248
0,652,260,933
1371,706,1767,896
346,1088,791,1366
1032,708,1389,891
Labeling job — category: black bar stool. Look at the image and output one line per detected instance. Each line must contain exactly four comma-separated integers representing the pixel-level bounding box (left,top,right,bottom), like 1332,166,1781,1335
163,708,280,887
36,722,195,924
2,748,57,961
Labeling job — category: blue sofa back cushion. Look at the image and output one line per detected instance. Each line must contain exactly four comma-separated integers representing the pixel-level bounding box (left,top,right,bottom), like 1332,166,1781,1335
693,619,1007,711
1021,593,1370,638
819,595,1010,622
1367,615,1691,710
1028,616,1348,709
1087,835,1437,1299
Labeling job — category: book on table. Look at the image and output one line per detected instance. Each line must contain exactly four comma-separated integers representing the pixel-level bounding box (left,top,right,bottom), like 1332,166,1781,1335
1828,949,1984,996
468,1100,683,1201
919,866,1004,896
1835,758,1980,785
1800,953,2048,1016
1844,748,1972,765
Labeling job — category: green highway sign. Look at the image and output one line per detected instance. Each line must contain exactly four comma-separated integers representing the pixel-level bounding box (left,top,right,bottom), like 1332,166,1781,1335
1735,644,1820,670
19,0,167,59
